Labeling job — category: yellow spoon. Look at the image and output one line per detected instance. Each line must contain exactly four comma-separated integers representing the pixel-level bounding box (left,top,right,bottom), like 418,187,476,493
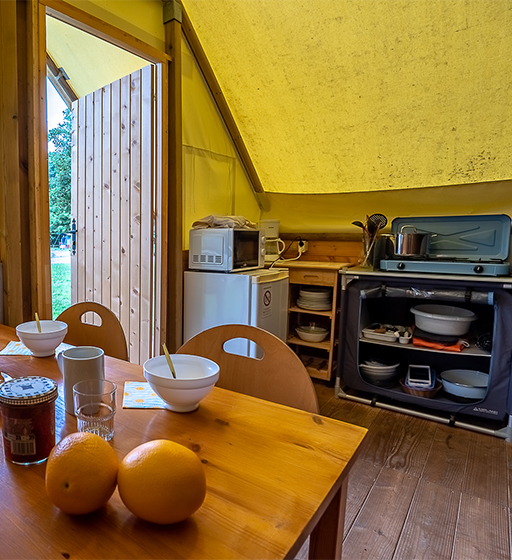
35,312,41,333
162,343,177,379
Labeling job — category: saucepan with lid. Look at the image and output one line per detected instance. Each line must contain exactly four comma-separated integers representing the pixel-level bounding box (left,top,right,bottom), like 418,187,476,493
392,225,433,258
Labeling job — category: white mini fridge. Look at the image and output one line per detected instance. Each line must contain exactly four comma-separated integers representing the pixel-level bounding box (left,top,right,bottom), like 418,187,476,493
183,268,289,357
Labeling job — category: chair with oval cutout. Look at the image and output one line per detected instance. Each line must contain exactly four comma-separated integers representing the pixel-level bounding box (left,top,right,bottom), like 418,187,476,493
57,302,129,361
177,324,319,413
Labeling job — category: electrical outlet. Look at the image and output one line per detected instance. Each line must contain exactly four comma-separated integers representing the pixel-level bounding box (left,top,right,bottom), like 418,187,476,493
298,240,308,254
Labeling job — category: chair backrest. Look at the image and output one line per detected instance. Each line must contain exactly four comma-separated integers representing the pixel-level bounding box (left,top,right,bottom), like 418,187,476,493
57,302,129,361
177,324,319,413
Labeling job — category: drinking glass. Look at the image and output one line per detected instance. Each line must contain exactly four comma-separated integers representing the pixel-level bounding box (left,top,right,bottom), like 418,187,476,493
73,379,116,441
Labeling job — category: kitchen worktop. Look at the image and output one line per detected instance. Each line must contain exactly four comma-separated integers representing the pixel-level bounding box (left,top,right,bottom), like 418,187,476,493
341,266,512,285
274,260,354,271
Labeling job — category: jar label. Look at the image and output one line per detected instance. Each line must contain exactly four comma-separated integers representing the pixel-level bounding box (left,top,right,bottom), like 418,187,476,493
4,416,37,456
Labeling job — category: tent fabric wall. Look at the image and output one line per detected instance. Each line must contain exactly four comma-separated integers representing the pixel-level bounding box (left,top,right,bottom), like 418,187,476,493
46,16,149,98
182,0,512,195
266,180,512,234
66,0,165,51
59,0,512,238
182,37,260,246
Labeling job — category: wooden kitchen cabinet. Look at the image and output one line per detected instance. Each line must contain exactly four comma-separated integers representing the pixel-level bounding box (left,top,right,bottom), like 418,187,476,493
276,262,351,381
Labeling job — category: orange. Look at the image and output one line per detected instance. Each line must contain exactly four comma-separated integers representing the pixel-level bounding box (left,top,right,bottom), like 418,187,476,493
45,432,119,515
117,439,206,524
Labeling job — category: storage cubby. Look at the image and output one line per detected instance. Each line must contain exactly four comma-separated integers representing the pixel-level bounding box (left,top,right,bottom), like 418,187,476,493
276,262,346,381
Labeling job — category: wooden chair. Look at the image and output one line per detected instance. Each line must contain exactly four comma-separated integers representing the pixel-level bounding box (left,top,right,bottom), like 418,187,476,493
57,302,129,361
177,324,319,413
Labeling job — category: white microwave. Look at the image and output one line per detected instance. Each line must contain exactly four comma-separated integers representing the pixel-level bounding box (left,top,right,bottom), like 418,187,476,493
189,228,266,272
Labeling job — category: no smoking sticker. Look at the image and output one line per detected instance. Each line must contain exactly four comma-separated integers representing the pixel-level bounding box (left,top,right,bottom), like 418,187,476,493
262,288,272,317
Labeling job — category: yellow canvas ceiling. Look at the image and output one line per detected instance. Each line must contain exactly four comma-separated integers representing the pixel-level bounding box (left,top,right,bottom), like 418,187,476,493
46,15,149,99
182,0,512,194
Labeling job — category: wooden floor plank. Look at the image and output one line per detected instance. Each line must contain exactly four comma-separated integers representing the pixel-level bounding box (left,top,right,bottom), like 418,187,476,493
357,408,437,477
452,494,510,560
421,423,469,491
505,440,512,509
342,468,418,560
344,458,382,538
463,431,508,507
393,478,459,560
320,394,380,429
313,382,512,560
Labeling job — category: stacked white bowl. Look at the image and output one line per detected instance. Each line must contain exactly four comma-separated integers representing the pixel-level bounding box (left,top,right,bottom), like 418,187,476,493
296,287,332,310
359,360,400,384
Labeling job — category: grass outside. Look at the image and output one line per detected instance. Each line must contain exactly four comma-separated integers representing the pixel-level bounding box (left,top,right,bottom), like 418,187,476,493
51,262,71,319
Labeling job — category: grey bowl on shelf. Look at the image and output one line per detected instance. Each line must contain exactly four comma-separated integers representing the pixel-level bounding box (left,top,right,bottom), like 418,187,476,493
295,324,329,342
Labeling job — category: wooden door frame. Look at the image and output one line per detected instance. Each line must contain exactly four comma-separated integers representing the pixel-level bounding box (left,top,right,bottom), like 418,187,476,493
0,0,50,325
42,0,180,348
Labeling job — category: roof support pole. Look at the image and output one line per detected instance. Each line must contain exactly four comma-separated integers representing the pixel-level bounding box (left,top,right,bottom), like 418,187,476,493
163,0,183,351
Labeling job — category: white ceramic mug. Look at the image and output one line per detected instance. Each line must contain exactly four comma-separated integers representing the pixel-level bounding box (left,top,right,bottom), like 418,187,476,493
57,346,105,415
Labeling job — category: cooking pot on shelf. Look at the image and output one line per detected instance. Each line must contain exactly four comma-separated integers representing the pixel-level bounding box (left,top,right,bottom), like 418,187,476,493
392,225,433,258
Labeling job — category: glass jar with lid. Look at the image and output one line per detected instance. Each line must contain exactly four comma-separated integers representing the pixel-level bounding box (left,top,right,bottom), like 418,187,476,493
0,376,58,465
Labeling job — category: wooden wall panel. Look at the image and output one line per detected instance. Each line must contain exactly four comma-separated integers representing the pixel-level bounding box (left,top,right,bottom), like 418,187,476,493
140,64,155,360
129,71,142,364
110,80,121,319
119,74,131,344
0,0,51,324
101,83,112,320
0,0,24,325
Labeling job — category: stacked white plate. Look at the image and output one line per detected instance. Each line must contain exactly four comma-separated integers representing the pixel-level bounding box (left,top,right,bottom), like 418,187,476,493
296,287,332,310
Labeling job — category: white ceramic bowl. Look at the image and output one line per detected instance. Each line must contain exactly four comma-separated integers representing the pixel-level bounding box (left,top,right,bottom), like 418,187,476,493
16,320,68,357
295,324,329,342
359,362,400,380
410,304,476,336
143,354,220,413
440,369,489,400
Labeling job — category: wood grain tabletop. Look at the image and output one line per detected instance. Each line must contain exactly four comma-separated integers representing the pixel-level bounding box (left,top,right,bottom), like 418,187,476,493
0,323,366,560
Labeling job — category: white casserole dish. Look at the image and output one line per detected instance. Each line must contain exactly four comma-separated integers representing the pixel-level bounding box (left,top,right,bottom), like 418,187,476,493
410,304,476,336
440,369,488,400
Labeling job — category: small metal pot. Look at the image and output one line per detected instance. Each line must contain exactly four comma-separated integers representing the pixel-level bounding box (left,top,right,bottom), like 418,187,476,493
394,226,430,258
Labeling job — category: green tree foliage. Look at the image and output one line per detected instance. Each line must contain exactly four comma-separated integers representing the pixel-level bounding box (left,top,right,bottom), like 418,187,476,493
48,108,71,242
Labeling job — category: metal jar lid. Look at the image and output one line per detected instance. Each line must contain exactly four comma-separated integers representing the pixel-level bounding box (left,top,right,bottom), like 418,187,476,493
0,376,58,406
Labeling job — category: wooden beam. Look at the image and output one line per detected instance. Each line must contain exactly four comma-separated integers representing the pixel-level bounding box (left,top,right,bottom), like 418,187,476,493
164,2,183,352
0,0,26,325
27,0,52,319
42,0,170,65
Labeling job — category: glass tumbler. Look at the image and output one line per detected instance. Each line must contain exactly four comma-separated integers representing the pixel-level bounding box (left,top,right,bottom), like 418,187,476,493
73,379,116,441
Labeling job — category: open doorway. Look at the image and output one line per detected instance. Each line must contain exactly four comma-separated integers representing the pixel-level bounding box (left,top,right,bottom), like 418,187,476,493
45,13,164,363
47,77,71,318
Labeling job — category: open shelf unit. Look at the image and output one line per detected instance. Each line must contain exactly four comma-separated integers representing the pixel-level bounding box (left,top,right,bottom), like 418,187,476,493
276,262,349,381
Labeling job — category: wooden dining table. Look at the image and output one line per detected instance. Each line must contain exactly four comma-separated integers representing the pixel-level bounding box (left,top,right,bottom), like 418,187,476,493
0,323,366,560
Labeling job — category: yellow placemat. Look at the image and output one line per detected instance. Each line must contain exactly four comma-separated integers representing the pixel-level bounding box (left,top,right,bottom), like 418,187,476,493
0,341,73,356
123,381,165,409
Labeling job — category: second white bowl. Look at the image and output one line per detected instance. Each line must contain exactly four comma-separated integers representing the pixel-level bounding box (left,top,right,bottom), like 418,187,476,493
143,354,220,413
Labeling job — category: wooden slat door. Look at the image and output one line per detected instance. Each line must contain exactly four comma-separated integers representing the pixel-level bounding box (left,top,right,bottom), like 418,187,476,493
71,64,161,364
